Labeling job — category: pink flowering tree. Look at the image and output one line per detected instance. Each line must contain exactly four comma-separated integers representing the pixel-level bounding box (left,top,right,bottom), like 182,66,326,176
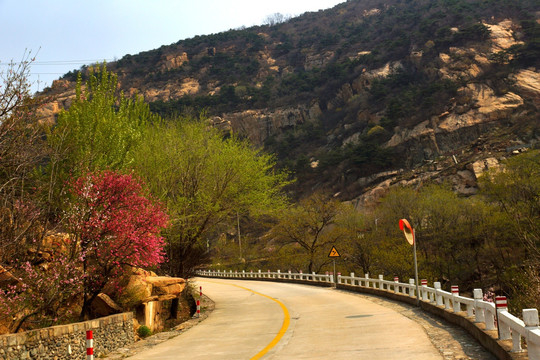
66,170,168,319
0,254,83,332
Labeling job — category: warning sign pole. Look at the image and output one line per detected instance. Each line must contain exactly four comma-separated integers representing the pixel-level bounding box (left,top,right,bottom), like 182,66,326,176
328,246,340,286
333,259,336,285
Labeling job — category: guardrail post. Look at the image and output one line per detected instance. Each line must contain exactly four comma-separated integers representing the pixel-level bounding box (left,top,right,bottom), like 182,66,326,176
485,303,496,331
496,296,511,340
242,270,245,278
364,273,369,287
434,282,443,306
408,279,414,297
451,285,460,312
378,275,384,290
277,269,281,278
524,309,539,356
421,279,428,301
473,289,485,323
288,270,292,279
393,276,399,293
299,270,303,280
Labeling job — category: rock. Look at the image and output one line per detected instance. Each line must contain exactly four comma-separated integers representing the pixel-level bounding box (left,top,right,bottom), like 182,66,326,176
510,69,540,108
122,275,153,301
0,265,19,287
145,276,186,297
158,52,188,71
223,104,319,145
304,51,335,70
438,84,523,132
484,20,524,52
91,293,123,317
468,157,499,179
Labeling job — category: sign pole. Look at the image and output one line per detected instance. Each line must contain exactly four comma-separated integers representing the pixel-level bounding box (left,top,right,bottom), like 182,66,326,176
328,246,341,287
413,231,420,306
399,219,420,306
333,259,336,285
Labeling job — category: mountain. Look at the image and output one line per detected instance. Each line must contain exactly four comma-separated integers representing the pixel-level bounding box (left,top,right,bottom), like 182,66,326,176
39,0,540,204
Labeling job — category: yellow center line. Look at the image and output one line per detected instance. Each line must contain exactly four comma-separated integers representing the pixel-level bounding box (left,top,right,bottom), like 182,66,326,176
200,279,290,359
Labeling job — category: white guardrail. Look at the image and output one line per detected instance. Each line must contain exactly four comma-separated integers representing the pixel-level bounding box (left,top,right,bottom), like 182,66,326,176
197,269,540,359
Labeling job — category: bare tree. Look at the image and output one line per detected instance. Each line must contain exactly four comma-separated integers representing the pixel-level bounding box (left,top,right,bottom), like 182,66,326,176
263,13,291,26
0,51,49,263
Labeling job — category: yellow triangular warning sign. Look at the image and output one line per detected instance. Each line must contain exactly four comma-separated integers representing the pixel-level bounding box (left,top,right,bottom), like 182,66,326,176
328,246,340,258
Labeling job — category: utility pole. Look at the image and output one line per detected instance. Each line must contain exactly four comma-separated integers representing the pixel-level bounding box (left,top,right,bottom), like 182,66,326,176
237,211,242,260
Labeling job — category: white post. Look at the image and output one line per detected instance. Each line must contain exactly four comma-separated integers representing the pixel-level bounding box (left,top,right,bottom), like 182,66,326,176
434,282,443,306
394,276,399,294
451,285,459,312
409,279,415,297
524,309,539,355
496,296,510,340
350,272,355,286
473,289,485,323
421,279,428,301
365,273,370,287
485,305,496,331
378,275,384,290
277,269,281,278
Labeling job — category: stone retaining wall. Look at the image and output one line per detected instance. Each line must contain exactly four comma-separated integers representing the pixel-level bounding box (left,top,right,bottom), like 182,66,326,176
0,312,134,360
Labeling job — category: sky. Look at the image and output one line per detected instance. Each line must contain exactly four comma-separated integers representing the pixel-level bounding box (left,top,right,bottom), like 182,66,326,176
0,0,346,93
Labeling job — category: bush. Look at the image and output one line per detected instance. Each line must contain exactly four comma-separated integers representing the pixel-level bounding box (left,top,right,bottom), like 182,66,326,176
137,325,152,338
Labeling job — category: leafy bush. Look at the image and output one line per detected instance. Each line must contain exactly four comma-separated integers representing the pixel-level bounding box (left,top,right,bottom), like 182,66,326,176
137,325,152,338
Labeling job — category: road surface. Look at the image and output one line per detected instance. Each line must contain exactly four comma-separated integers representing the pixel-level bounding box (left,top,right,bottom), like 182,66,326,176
127,278,443,359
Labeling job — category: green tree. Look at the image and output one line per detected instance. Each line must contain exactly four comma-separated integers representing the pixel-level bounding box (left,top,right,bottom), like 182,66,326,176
270,193,344,273
336,205,376,275
46,65,159,213
133,119,290,277
480,150,540,310
480,150,540,260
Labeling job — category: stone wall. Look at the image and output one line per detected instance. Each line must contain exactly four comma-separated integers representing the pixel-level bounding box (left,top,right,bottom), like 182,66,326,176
0,312,133,360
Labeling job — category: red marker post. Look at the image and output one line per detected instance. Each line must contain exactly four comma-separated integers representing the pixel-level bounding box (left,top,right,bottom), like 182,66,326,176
86,330,94,360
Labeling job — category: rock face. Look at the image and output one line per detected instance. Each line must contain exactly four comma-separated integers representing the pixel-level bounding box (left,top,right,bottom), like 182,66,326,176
158,52,189,71
511,69,540,108
216,102,322,145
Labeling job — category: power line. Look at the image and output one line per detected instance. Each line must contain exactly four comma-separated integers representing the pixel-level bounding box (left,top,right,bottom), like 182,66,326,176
0,59,114,66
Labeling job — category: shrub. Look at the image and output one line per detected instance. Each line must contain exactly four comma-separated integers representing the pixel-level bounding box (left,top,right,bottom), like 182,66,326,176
137,325,152,338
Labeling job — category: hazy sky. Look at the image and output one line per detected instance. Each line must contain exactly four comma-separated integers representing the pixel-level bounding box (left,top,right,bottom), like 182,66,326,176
1,0,346,92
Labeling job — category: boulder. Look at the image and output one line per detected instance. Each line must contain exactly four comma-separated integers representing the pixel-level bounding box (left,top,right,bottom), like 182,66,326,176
91,293,123,317
146,276,187,297
0,266,18,287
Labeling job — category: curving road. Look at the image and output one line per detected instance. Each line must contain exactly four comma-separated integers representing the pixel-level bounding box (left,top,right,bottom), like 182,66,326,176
127,278,443,359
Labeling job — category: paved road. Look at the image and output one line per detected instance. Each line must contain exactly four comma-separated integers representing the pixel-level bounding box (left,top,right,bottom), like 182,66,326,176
127,278,443,359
